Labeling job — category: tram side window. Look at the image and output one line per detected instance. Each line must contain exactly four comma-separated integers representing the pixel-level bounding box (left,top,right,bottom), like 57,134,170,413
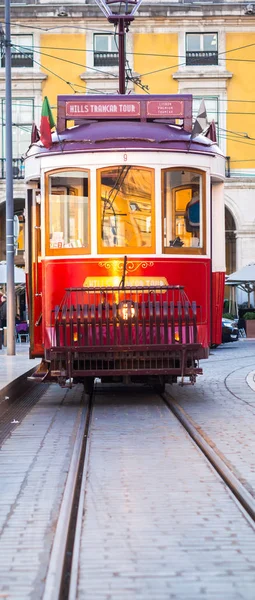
163,169,204,252
48,171,89,252
98,166,155,254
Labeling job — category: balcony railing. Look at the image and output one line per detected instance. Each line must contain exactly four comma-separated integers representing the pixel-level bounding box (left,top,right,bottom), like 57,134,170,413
186,50,218,66
94,51,119,67
0,158,25,180
1,51,33,68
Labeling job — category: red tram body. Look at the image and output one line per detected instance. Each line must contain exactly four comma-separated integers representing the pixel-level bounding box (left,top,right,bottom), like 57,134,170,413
25,94,225,391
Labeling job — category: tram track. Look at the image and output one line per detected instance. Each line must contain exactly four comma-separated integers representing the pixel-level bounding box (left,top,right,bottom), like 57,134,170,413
1,381,255,599
42,390,93,600
163,391,255,521
40,383,255,600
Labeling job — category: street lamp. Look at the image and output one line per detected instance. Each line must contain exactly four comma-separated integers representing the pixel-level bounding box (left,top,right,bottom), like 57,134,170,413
94,0,143,94
95,1,142,17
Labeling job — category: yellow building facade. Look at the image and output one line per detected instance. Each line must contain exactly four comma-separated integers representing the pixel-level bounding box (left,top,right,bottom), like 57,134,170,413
0,1,254,284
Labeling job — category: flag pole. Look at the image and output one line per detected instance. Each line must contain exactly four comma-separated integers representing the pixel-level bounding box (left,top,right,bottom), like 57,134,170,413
5,0,16,355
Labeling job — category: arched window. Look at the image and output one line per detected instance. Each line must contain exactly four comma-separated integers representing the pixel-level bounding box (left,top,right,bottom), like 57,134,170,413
162,168,206,254
225,207,236,275
97,166,155,254
45,169,90,255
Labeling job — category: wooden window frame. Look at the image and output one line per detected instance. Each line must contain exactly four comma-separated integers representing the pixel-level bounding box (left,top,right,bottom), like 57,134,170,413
97,165,155,255
161,167,206,255
45,167,90,256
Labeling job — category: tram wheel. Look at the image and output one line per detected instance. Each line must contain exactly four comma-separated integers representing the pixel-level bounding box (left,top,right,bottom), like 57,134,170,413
84,377,94,395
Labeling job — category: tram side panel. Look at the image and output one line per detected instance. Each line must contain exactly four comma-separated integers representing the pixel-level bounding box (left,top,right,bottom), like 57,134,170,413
211,181,226,345
26,188,44,358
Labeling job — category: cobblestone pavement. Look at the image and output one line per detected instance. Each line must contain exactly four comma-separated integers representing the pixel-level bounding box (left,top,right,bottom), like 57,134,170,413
1,342,255,600
166,339,255,496
0,384,84,600
75,385,255,600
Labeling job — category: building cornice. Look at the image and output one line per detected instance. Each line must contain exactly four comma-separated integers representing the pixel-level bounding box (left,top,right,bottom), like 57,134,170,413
0,69,47,82
0,2,254,21
173,70,232,81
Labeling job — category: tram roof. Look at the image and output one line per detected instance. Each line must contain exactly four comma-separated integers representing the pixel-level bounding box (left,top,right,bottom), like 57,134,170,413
31,120,224,157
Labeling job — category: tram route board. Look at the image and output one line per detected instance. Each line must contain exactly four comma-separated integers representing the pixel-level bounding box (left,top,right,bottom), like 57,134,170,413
57,94,193,131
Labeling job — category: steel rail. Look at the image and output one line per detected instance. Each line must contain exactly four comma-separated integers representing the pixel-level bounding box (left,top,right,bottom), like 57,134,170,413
42,394,92,600
68,399,94,600
163,392,255,522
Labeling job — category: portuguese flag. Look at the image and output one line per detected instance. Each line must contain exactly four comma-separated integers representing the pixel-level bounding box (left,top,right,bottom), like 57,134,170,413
40,96,55,148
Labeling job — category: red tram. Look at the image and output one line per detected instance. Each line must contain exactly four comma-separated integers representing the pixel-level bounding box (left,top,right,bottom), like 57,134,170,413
24,94,225,391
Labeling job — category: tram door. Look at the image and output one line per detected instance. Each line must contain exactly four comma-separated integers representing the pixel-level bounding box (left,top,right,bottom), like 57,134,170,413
27,188,44,357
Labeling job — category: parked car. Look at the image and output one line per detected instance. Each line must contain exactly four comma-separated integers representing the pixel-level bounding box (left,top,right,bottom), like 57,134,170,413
222,318,239,343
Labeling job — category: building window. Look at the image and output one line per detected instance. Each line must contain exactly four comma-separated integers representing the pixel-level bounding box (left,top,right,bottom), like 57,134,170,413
98,166,155,254
1,34,33,68
162,168,205,255
93,33,119,67
0,98,34,178
46,169,90,255
186,33,218,66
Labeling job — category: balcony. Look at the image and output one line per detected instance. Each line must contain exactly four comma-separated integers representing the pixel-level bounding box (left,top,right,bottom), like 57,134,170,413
0,159,25,180
186,50,218,66
94,51,119,67
1,51,33,68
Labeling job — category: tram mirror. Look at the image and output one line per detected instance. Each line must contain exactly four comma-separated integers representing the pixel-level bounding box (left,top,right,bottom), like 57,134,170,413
184,192,200,232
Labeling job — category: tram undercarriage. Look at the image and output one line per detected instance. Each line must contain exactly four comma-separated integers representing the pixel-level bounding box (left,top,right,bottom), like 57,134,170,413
31,284,206,389
47,345,204,389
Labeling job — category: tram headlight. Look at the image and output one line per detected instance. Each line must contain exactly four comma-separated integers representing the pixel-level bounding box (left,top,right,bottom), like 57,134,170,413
118,300,136,321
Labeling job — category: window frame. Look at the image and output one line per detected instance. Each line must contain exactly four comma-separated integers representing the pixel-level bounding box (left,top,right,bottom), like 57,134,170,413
1,34,34,68
97,165,155,255
1,97,34,161
45,167,91,256
161,167,206,255
93,33,119,68
186,32,218,66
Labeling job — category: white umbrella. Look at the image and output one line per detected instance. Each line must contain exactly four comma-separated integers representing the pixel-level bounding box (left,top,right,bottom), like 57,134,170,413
226,263,255,285
226,263,255,308
0,261,25,285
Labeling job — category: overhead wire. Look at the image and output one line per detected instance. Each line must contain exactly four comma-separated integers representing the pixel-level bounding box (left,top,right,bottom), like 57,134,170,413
13,39,255,105
11,42,119,80
7,41,255,114
10,43,110,95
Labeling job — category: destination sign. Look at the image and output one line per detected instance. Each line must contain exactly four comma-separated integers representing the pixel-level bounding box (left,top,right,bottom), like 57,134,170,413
66,100,141,118
57,94,192,131
146,100,184,117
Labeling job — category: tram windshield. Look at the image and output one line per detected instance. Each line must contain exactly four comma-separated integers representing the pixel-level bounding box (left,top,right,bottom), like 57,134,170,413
47,170,89,252
98,166,155,253
163,169,204,252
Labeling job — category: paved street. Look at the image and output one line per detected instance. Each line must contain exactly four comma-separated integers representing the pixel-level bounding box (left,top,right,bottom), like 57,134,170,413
167,339,255,496
0,338,255,600
74,344,255,600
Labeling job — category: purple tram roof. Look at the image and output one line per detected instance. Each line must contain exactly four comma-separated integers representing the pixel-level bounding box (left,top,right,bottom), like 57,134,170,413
36,120,224,157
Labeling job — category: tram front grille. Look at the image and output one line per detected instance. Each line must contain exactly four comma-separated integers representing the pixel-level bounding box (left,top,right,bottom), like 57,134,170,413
51,285,201,349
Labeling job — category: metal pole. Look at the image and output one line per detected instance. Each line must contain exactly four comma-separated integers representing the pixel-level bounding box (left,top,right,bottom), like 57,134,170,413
5,0,15,354
118,18,126,94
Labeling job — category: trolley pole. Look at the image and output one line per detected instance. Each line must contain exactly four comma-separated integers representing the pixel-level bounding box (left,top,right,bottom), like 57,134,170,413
5,0,16,355
118,18,126,95
95,1,143,95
